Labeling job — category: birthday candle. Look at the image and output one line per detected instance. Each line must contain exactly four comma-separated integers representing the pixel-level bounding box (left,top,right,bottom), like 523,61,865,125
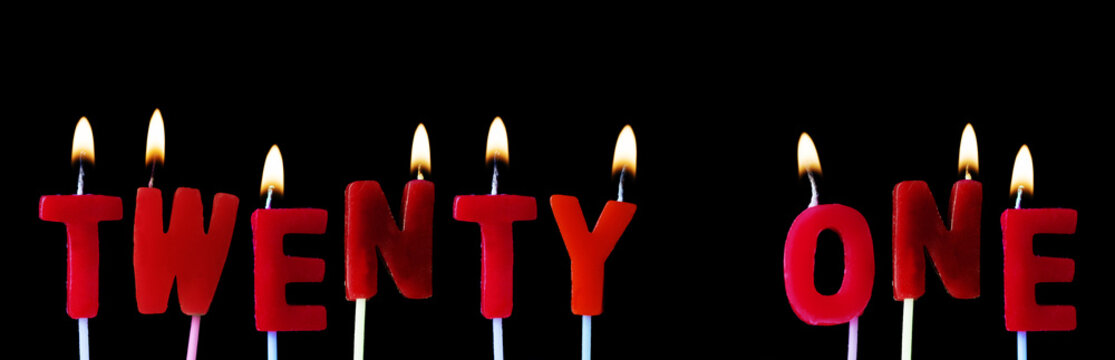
39,117,123,360
892,124,983,360
346,124,435,360
551,125,638,360
251,145,329,360
453,117,537,360
783,133,873,360
132,109,240,360
1002,145,1077,360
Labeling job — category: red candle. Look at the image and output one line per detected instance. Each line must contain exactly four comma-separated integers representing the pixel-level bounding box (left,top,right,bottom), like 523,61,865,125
893,180,981,298
344,124,435,300
252,145,329,332
346,180,435,299
551,125,638,317
785,204,875,325
134,187,239,314
346,124,436,359
453,117,537,320
784,133,873,334
454,195,536,318
892,125,982,300
1002,146,1077,332
133,114,240,316
38,117,123,319
40,195,123,318
551,196,635,315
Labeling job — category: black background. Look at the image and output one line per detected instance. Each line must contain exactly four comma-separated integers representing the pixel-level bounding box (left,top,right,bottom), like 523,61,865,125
8,31,1107,359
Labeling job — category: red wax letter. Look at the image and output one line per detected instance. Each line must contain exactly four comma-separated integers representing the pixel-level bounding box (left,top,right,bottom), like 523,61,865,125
345,180,434,300
784,204,874,325
134,187,239,315
892,180,981,299
39,195,123,319
550,195,636,316
453,195,536,319
1002,208,1077,331
252,208,328,331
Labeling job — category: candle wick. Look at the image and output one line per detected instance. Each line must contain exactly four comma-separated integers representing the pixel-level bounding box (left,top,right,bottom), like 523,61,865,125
491,158,499,195
417,169,424,181
965,167,972,180
76,158,85,195
807,172,819,208
265,186,275,209
148,164,156,188
617,167,626,202
1015,186,1023,209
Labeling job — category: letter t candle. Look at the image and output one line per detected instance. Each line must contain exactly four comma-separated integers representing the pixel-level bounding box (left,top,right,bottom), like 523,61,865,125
453,117,537,360
39,117,123,360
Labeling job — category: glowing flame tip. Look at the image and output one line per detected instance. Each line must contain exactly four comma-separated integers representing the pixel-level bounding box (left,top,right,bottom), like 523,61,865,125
1010,144,1034,197
612,125,637,177
71,117,95,165
797,132,821,177
485,117,509,165
958,123,979,177
145,109,166,166
411,123,431,179
260,144,284,197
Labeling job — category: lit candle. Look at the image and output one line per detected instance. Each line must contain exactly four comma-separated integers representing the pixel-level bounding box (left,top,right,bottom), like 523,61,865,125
1002,145,1077,360
551,125,637,360
346,124,435,360
783,133,873,360
453,117,537,360
252,145,329,360
39,117,123,360
132,109,240,360
892,124,983,360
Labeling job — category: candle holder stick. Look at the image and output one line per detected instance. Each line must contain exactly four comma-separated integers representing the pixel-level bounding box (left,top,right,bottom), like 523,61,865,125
493,318,504,360
582,315,592,360
186,315,200,360
354,298,366,360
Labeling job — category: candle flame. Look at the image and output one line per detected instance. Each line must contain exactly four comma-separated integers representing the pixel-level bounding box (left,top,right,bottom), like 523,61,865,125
797,132,821,177
612,125,637,177
260,144,284,197
411,123,431,180
485,116,509,165
71,117,95,165
1010,145,1034,198
145,109,166,167
958,123,978,178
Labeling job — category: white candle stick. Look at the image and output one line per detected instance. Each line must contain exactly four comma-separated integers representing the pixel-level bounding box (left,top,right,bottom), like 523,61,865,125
901,299,914,360
582,315,592,360
492,318,504,360
268,331,278,360
354,298,366,360
78,317,89,360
